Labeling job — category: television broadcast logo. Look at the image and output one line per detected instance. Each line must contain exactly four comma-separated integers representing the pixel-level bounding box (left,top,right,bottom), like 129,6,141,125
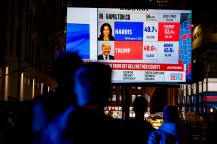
168,73,183,81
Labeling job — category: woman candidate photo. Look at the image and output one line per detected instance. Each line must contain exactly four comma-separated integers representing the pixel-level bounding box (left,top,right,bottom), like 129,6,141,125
98,23,115,41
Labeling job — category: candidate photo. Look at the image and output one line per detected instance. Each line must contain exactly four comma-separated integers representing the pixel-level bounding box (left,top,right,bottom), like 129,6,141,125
98,42,114,60
98,23,115,41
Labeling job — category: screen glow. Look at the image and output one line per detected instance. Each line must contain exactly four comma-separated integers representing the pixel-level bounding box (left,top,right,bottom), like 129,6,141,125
66,8,192,84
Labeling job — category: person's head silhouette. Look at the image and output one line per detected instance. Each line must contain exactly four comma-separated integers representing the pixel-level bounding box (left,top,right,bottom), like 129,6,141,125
73,62,112,108
51,51,84,90
163,104,180,123
133,96,148,117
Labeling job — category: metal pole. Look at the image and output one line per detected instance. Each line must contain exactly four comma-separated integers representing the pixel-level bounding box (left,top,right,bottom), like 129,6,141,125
17,28,22,101
122,86,130,121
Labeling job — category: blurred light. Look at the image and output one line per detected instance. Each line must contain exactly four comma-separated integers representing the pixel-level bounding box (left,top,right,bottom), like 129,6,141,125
32,79,35,99
41,83,44,95
210,106,215,113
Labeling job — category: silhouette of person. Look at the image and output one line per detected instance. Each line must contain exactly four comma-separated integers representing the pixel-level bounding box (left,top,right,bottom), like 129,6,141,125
31,51,83,143
125,96,154,144
148,104,193,144
40,62,127,144
98,23,114,41
98,42,114,60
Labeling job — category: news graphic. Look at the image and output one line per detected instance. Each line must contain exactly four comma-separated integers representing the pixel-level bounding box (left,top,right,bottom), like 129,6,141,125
66,8,192,84
143,22,158,41
114,22,143,41
158,22,180,41
66,23,90,59
157,42,179,64
143,42,158,62
114,41,143,60
66,8,98,62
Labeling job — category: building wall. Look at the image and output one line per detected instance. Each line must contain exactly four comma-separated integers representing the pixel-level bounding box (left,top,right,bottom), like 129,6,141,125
0,0,65,101
0,68,4,100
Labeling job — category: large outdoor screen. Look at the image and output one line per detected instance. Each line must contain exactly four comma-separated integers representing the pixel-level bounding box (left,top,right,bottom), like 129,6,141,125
66,8,192,84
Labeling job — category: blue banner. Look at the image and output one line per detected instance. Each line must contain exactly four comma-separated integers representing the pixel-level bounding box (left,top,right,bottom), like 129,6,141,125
114,22,143,41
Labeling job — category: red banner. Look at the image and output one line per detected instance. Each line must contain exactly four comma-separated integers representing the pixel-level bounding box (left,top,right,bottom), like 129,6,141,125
114,41,143,60
102,62,184,71
158,22,180,41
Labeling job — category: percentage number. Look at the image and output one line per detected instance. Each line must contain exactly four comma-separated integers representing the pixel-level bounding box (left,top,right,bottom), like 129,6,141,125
164,48,174,52
144,45,157,51
144,26,157,32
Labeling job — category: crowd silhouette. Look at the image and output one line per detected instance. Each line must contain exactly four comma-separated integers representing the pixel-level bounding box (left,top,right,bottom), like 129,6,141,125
40,62,126,144
0,51,210,144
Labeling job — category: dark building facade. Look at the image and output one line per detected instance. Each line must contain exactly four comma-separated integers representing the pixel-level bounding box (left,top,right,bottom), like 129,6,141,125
0,0,66,100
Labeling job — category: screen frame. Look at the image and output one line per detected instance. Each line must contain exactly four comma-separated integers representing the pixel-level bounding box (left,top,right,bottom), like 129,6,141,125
66,7,193,85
